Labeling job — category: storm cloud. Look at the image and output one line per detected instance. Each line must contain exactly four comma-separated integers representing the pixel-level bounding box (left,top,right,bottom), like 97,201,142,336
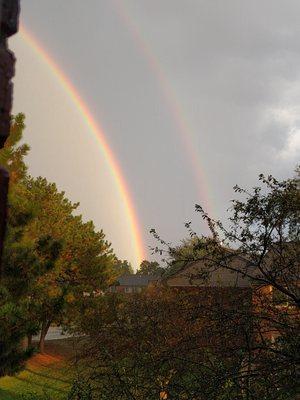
11,0,300,262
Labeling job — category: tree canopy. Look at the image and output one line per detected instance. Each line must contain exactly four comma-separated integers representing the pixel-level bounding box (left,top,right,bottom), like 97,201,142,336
0,114,116,361
74,171,299,400
136,260,164,276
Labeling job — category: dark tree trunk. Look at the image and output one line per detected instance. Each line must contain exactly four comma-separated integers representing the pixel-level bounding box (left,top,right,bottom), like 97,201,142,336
0,0,20,271
27,334,32,349
39,320,51,353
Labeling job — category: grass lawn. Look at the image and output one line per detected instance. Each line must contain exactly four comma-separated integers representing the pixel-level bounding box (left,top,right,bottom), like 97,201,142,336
0,339,76,400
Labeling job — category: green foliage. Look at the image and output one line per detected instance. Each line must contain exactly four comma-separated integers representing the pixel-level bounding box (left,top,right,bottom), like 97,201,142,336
112,259,133,277
151,171,300,399
73,289,247,400
0,114,29,185
136,260,163,276
78,170,297,400
161,236,208,278
0,113,116,370
20,177,116,344
68,379,92,400
0,285,33,377
0,116,35,375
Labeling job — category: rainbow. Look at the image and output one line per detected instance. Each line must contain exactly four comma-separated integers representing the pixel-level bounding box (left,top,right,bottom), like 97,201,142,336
113,0,214,217
19,25,145,268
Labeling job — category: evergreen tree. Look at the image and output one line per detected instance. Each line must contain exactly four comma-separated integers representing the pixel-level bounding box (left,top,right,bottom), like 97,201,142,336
22,177,115,351
0,113,116,370
0,115,34,375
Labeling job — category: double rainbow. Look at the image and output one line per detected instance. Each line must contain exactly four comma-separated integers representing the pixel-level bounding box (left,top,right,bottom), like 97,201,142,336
19,7,213,268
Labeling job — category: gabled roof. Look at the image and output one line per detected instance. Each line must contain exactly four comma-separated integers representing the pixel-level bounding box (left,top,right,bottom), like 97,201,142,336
165,257,251,288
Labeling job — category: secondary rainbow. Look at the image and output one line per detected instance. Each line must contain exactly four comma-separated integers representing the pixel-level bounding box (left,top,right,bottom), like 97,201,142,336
19,25,145,267
113,0,214,217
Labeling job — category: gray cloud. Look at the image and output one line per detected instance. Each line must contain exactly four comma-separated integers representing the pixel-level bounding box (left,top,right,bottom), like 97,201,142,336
12,0,300,261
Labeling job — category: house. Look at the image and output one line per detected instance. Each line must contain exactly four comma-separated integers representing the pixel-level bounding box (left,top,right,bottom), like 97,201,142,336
163,256,251,289
163,249,299,344
109,274,159,294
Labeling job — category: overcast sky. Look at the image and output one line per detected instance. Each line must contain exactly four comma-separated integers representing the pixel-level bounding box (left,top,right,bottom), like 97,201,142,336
10,0,300,267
